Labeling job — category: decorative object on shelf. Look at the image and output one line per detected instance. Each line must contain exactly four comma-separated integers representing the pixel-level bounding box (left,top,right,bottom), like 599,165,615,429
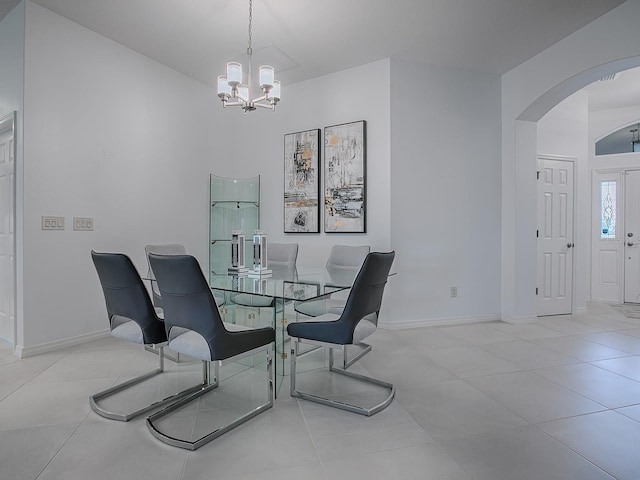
284,129,320,233
228,231,248,274
249,230,272,276
324,120,367,233
216,0,281,113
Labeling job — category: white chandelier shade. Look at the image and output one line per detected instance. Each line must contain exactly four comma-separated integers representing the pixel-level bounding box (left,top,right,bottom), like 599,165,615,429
217,0,281,113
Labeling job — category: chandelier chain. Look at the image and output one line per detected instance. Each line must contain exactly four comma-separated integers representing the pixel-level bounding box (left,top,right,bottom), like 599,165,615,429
247,0,253,56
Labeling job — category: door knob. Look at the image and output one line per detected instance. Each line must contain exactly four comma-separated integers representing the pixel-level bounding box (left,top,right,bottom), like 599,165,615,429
629,242,635,247
629,233,634,238
566,243,574,248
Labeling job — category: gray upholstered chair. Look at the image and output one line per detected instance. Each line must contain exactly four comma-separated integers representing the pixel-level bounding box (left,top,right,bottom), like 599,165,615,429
90,251,205,421
145,243,225,314
230,242,299,313
294,245,370,367
288,251,395,416
146,253,275,450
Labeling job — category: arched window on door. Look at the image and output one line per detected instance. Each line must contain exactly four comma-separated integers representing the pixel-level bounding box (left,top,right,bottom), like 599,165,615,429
596,121,640,155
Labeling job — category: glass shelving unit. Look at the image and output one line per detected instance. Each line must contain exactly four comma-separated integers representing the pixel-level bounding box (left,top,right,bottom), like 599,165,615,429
209,175,260,276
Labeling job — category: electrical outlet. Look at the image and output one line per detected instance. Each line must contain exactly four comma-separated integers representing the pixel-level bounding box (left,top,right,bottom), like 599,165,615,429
42,216,64,230
450,286,458,298
73,217,94,231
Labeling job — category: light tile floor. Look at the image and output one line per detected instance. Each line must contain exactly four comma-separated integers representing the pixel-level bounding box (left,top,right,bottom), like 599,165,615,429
2,304,640,479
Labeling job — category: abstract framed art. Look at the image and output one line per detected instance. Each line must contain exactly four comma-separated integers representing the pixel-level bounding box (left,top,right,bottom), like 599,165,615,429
324,120,366,233
284,129,321,233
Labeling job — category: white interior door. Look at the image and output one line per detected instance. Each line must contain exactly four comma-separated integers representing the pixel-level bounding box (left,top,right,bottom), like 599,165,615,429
0,114,15,344
591,171,623,304
624,170,640,303
537,157,574,316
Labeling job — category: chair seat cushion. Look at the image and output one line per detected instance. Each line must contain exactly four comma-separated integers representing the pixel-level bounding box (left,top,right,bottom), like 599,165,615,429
111,318,144,344
168,323,261,361
289,313,376,344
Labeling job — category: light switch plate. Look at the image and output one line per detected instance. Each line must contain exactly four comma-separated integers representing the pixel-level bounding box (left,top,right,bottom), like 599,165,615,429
73,217,94,231
42,216,65,230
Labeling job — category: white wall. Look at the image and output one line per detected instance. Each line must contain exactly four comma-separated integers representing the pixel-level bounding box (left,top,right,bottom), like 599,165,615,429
20,2,225,353
389,59,502,327
210,60,392,269
502,0,640,322
536,90,589,312
0,1,24,346
206,60,394,320
18,2,393,353
19,0,505,352
0,2,23,117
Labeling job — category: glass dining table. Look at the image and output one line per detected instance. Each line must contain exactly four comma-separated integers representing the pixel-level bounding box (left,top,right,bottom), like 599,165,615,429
209,266,356,395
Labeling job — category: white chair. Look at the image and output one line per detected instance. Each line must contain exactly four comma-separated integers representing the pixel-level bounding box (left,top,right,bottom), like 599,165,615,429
230,243,299,313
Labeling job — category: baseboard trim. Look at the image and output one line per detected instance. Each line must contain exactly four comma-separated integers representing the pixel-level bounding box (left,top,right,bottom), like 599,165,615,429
379,313,501,330
500,314,538,325
15,329,111,358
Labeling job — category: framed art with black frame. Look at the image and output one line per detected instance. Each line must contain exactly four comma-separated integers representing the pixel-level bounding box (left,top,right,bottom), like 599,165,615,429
324,120,366,233
284,129,321,233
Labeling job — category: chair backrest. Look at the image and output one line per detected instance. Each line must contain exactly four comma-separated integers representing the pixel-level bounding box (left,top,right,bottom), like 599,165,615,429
326,245,370,286
144,244,188,305
148,253,234,359
268,243,298,267
338,251,395,339
91,251,166,345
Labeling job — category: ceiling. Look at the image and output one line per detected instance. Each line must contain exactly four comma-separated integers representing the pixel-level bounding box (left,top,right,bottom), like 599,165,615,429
0,0,627,87
2,0,639,114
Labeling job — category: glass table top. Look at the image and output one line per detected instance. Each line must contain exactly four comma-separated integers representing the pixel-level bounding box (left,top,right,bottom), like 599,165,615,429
209,267,354,301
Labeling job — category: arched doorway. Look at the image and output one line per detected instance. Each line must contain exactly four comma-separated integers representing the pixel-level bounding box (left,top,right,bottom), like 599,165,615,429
503,53,640,323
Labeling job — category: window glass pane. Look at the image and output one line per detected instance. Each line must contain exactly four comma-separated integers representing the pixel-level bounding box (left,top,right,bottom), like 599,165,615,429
601,180,617,239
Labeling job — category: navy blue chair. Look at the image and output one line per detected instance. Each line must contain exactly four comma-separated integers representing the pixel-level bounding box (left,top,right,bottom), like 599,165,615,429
146,253,275,450
294,245,371,368
90,251,204,421
287,251,395,416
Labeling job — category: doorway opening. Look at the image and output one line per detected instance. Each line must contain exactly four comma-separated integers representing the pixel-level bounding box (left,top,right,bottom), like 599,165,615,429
0,111,16,348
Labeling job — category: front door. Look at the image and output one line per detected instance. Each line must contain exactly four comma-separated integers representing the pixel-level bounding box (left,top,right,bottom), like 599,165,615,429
624,170,640,302
0,113,15,344
537,157,574,316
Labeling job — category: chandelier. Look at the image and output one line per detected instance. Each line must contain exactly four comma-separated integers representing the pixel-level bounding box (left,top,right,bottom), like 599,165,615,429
217,0,281,113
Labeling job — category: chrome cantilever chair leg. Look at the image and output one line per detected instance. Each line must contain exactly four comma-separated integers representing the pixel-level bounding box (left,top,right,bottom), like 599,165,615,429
292,338,371,369
146,344,274,451
342,341,372,369
90,345,207,421
289,338,394,416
